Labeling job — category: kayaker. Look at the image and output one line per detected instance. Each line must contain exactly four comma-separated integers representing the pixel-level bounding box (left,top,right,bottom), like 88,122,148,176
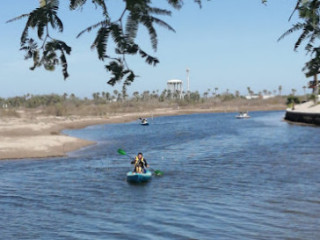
131,152,149,173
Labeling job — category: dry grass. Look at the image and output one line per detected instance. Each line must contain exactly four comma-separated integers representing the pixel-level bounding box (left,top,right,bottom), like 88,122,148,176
0,109,21,118
1,97,286,119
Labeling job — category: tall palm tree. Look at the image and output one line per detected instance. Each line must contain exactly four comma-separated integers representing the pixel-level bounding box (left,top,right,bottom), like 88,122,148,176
303,85,307,96
133,91,140,101
113,90,119,99
106,92,111,101
247,87,252,96
263,89,268,95
313,74,319,98
278,85,282,96
213,87,218,97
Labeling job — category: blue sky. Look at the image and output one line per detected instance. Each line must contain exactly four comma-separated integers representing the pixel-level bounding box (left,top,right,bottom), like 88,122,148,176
0,0,311,98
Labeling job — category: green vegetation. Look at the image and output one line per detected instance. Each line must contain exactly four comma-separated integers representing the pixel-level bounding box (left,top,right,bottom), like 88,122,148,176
286,95,301,106
279,0,320,78
8,0,312,87
0,91,286,117
7,0,204,85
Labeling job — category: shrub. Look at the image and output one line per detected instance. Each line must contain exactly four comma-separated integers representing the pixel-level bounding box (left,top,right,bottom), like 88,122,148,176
286,95,300,105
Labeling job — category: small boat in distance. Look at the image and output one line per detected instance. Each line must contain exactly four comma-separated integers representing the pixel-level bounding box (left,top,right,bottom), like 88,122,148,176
236,111,251,119
139,118,149,125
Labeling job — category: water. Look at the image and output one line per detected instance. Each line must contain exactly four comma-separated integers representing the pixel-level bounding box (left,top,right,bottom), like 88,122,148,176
1,111,320,239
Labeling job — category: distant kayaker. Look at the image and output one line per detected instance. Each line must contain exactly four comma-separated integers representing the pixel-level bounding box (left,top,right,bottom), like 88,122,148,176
131,152,149,173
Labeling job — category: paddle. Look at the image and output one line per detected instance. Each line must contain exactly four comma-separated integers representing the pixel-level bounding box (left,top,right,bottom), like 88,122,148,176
150,168,164,176
117,148,133,159
117,148,163,176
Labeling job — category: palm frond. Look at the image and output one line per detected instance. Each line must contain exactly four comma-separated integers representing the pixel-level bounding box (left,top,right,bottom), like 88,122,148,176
6,14,30,23
149,8,172,16
278,23,304,41
70,0,87,9
152,17,175,32
110,23,125,48
50,14,63,32
105,60,125,86
140,15,158,51
139,49,159,66
76,20,107,38
289,0,303,21
37,22,46,39
92,0,108,16
125,13,139,41
294,27,311,50
167,0,183,9
303,48,320,77
91,27,110,60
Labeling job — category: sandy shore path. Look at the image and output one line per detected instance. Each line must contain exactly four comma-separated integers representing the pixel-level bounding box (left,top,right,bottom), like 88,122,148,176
0,104,285,160
0,112,148,160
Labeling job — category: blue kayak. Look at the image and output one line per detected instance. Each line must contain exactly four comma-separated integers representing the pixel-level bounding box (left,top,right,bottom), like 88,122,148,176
127,170,152,183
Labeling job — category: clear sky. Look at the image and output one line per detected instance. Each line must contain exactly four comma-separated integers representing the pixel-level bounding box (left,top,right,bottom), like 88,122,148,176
0,0,310,98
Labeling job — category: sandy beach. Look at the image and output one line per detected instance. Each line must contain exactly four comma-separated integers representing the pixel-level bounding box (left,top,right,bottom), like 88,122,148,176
0,104,286,160
286,100,320,113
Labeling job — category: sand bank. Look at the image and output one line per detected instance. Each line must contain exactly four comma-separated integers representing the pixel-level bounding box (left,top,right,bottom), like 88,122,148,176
0,105,285,160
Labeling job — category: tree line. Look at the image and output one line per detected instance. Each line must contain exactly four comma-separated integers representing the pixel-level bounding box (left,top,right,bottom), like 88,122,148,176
0,87,293,110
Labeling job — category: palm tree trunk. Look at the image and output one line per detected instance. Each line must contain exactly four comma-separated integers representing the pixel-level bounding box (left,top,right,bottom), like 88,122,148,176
314,74,318,103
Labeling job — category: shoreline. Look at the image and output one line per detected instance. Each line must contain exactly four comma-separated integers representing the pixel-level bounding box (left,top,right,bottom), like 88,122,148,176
0,105,285,160
284,101,320,127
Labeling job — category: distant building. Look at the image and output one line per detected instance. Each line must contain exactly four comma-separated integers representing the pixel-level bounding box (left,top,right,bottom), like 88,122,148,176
245,95,275,100
245,95,259,100
167,79,183,99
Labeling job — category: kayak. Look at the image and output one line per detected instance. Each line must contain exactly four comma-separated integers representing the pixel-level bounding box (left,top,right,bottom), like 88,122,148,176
127,170,152,183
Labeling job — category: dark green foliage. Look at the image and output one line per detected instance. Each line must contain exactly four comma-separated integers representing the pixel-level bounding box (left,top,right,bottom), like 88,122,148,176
279,0,320,77
8,0,204,86
7,0,71,79
286,95,301,105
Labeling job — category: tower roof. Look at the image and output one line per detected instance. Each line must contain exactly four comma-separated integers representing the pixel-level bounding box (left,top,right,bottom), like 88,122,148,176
167,79,183,84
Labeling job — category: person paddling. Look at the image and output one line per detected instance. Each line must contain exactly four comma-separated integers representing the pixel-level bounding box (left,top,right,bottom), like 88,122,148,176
131,152,149,173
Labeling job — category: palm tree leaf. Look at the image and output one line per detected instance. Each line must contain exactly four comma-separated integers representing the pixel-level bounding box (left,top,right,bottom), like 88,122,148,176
294,27,311,50
37,22,46,39
91,0,108,16
167,0,183,9
6,14,30,23
110,23,125,49
278,23,304,41
50,14,63,32
140,15,158,51
77,20,107,38
125,13,139,41
149,7,172,16
70,0,87,9
138,49,159,66
152,17,175,32
91,27,110,60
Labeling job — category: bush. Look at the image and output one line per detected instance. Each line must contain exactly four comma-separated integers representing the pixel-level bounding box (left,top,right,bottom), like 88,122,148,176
286,95,300,105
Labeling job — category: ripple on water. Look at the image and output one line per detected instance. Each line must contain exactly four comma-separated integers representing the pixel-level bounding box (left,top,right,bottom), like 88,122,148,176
1,111,320,239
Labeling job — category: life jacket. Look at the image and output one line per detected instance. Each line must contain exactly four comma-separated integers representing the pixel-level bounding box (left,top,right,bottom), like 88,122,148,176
134,156,145,167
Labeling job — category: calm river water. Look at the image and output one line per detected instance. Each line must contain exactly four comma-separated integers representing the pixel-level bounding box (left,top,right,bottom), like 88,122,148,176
1,111,320,239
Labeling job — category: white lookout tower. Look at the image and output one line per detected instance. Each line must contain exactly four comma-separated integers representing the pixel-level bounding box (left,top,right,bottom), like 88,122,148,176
167,79,183,99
